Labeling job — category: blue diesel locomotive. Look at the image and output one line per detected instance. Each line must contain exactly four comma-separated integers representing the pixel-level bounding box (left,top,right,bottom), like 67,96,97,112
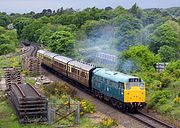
37,50,146,111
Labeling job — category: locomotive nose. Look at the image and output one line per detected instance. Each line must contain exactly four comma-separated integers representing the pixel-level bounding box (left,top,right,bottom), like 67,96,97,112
124,91,145,103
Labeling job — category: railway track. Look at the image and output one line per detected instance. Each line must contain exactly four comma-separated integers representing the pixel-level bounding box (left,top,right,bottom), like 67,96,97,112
127,111,176,128
30,44,39,57
21,43,40,57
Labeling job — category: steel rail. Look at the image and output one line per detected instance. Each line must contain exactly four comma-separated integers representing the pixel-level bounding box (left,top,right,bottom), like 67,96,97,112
14,84,26,98
28,84,42,97
127,111,176,128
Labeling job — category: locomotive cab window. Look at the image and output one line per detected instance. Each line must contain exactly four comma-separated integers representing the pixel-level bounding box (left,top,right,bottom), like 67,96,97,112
140,83,145,90
118,82,124,89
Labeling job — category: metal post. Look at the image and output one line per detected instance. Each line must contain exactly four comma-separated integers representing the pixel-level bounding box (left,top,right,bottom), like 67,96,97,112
75,101,80,124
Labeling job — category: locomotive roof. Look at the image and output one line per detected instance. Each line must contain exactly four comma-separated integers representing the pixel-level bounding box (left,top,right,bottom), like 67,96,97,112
54,55,73,63
93,68,140,83
68,60,95,71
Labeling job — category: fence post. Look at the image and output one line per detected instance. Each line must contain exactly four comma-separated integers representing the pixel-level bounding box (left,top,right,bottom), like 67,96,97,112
75,101,80,124
68,96,71,109
48,102,55,125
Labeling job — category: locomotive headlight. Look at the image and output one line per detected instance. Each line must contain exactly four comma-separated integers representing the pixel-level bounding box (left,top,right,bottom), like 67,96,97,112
121,92,124,95
140,83,144,90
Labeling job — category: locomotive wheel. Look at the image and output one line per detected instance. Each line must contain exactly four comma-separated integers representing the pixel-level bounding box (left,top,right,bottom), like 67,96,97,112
116,101,122,109
117,101,125,111
111,98,117,107
94,90,99,98
98,93,104,100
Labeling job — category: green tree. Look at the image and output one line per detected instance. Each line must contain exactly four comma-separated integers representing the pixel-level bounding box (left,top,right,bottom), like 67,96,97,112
21,20,44,41
149,21,180,53
49,31,75,57
158,45,176,62
0,12,11,27
113,15,142,50
13,17,31,38
0,44,15,55
37,24,74,45
122,45,160,71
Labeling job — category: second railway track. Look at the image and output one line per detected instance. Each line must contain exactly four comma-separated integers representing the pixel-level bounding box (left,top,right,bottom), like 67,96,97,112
127,111,176,128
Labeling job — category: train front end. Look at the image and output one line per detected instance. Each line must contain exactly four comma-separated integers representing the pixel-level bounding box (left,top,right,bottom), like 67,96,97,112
124,78,146,111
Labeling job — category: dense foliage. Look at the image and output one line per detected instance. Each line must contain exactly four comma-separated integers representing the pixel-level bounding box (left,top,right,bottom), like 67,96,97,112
0,26,18,55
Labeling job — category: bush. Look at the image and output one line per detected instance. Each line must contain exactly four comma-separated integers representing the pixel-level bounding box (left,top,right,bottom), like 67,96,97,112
0,44,15,55
80,100,96,115
100,118,117,128
22,69,28,76
159,104,173,113
173,93,180,104
43,82,77,97
165,60,180,74
161,76,172,88
153,80,162,90
149,90,170,108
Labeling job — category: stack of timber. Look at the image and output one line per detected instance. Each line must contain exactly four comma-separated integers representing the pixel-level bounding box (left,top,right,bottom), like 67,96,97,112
4,67,22,90
22,56,41,76
8,83,48,123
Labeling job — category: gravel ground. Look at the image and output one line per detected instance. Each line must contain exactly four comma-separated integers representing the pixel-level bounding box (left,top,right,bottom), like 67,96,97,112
41,68,150,128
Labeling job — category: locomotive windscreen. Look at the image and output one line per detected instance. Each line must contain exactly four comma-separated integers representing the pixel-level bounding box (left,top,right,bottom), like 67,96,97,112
129,78,141,82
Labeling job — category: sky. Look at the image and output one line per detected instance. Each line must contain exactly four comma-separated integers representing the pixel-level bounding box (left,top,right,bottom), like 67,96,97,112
0,0,180,14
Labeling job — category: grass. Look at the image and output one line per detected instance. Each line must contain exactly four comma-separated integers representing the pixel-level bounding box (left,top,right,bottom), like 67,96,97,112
25,77,36,86
0,55,22,77
0,56,22,68
0,69,4,77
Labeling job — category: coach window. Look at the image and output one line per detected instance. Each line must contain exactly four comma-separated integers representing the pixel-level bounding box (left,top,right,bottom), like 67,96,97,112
68,66,71,72
59,63,64,68
72,67,77,74
81,71,87,78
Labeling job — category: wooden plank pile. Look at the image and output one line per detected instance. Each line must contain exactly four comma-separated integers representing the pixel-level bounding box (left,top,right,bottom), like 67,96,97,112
22,56,41,76
8,83,48,123
4,67,22,90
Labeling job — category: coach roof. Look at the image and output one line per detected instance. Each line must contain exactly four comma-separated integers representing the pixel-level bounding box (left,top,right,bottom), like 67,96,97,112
43,51,58,58
68,60,95,71
54,55,73,63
